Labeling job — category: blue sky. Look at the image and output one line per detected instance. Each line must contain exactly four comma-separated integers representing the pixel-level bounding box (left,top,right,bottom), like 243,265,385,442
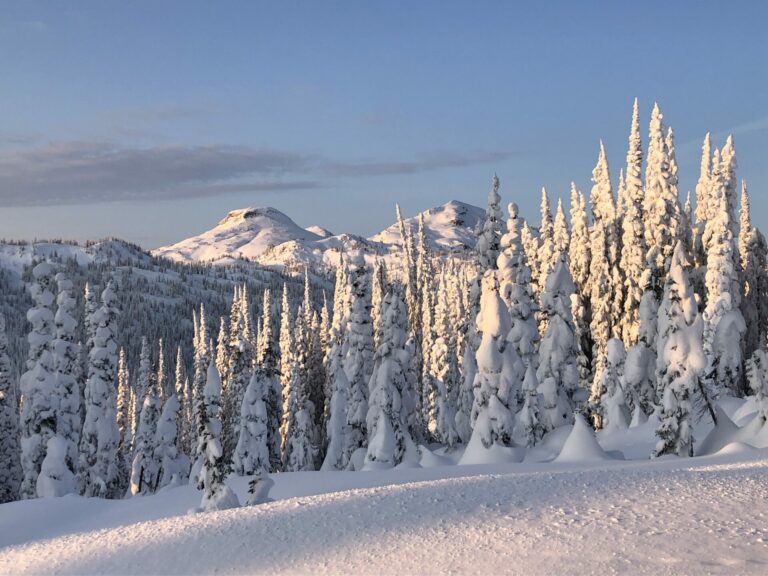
0,1,766,248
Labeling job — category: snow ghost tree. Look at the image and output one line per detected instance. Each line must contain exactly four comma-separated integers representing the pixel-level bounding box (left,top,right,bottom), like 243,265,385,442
537,255,578,432
517,364,543,447
465,270,522,453
497,202,538,375
0,313,21,503
654,243,705,458
598,339,629,431
365,287,418,468
341,251,374,468
232,366,271,477
197,362,239,512
702,149,746,398
79,282,121,498
19,262,57,498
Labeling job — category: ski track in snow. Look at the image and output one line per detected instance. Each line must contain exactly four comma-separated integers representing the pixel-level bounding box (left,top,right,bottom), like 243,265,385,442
2,452,768,575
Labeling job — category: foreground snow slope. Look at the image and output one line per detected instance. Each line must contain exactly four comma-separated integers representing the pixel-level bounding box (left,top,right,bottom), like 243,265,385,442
2,448,767,575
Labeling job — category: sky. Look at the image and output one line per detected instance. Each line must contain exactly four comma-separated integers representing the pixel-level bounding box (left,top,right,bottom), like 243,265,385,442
0,1,766,249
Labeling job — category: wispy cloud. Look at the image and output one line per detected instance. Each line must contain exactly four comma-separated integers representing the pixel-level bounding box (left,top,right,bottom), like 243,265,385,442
0,142,317,205
0,141,511,206
326,150,513,177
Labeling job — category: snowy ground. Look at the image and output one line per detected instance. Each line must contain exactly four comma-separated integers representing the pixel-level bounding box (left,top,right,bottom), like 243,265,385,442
2,400,768,575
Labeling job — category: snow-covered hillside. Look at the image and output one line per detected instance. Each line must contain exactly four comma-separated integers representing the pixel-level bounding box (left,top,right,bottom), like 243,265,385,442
2,399,767,575
153,200,486,270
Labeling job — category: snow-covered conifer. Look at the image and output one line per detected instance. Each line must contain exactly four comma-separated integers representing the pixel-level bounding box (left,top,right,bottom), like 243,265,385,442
466,271,522,449
257,289,282,472
19,263,57,498
116,348,131,487
654,243,705,458
537,255,578,432
78,283,121,498
568,184,590,295
498,202,539,375
517,364,543,447
232,365,271,477
644,103,681,284
0,314,21,503
553,198,570,256
597,339,629,431
702,150,746,397
588,144,616,395
341,251,374,467
282,318,318,472
537,187,556,293
475,175,503,271
619,98,647,346
365,287,418,467
130,345,161,495
197,362,239,511
427,271,459,448
739,181,761,359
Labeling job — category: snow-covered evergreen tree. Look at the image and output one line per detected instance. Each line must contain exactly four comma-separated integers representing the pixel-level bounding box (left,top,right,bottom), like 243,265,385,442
78,283,121,498
702,149,746,397
191,305,210,454
738,181,761,359
282,318,318,472
537,187,556,294
644,103,681,286
624,283,658,417
43,271,80,495
466,271,522,450
134,338,151,441
130,342,161,495
426,271,459,448
517,364,543,447
598,339,629,431
553,198,570,257
155,358,188,489
197,362,239,511
588,143,616,400
693,132,713,266
568,184,591,296
257,289,282,473
619,98,647,346
475,175,503,272
19,262,57,498
232,365,271,477
498,202,539,376
537,255,578,432
278,283,294,459
0,313,21,503
341,251,375,467
521,221,541,299
365,287,418,467
654,243,705,458
116,348,131,489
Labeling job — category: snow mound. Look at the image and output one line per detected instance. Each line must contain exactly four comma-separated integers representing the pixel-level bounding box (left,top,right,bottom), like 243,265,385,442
715,442,757,456
458,433,524,466
696,406,766,456
554,414,610,463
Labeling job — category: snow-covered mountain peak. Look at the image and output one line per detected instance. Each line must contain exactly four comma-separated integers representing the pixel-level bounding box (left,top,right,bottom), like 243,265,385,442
369,200,485,252
216,206,304,230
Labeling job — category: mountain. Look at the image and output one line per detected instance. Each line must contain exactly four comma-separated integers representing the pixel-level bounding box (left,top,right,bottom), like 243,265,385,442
370,200,485,253
153,207,324,264
153,200,486,270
